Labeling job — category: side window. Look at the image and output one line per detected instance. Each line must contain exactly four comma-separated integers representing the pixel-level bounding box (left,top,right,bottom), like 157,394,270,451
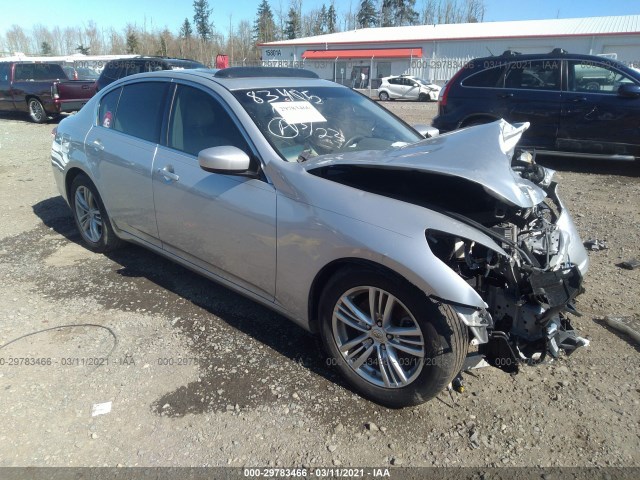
462,66,505,88
168,85,250,157
388,78,399,85
112,82,168,143
0,63,9,83
98,88,121,128
101,63,122,81
569,61,635,94
125,61,145,77
14,64,33,81
504,60,560,90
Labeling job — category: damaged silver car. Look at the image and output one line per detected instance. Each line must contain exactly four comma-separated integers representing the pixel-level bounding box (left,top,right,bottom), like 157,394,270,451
51,67,589,408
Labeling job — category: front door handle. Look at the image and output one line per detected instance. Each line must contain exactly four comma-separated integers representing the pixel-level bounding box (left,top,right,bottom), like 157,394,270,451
571,96,587,103
498,93,514,98
158,166,179,182
91,139,104,151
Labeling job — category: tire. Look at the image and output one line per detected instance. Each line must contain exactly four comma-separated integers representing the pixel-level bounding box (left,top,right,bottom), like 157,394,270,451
27,98,48,124
319,267,468,408
378,91,390,101
69,174,124,253
418,93,429,102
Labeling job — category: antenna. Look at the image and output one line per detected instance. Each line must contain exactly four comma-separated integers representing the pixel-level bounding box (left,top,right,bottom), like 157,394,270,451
486,46,495,56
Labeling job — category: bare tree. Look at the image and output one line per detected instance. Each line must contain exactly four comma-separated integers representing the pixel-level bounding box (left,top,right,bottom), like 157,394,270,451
5,25,31,54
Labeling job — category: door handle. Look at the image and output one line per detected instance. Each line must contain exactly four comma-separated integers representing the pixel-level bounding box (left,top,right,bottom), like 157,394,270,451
158,166,179,182
498,93,514,98
91,139,104,151
571,96,587,102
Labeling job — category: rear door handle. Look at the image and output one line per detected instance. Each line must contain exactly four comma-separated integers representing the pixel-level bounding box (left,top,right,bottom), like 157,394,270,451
158,166,179,182
498,93,514,98
571,96,587,102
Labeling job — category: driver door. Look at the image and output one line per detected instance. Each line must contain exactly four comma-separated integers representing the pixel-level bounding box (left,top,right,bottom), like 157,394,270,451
559,59,640,157
152,83,277,300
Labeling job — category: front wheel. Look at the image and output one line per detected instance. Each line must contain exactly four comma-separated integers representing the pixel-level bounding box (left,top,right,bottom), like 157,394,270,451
28,98,48,123
378,91,390,101
319,267,468,408
69,174,124,253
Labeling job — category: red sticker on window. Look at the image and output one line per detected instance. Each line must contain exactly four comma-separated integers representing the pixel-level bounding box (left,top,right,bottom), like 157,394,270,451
102,111,113,128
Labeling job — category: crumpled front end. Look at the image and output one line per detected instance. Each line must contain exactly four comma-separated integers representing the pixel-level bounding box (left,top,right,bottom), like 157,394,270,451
427,150,590,372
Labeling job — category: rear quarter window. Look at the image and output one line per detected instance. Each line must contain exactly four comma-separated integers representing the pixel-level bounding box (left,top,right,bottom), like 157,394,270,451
462,66,505,88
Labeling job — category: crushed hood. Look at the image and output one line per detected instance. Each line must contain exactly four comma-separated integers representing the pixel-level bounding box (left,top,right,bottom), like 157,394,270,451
303,120,546,208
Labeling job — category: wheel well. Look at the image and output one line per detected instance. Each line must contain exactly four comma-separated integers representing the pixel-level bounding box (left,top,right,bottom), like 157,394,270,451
25,95,42,106
65,167,88,200
307,258,416,334
458,115,499,128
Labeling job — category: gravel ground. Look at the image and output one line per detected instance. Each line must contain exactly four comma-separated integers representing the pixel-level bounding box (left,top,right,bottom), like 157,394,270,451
0,102,639,471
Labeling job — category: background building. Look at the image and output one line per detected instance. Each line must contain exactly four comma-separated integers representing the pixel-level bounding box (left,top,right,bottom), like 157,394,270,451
259,15,640,87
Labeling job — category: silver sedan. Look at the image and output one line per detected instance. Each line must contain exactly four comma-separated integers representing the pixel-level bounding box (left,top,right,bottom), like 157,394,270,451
51,67,589,407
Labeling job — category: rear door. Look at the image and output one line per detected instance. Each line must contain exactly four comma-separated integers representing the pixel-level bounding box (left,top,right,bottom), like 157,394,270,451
84,80,170,247
152,83,277,300
387,77,408,99
559,59,640,157
0,63,13,111
499,58,562,149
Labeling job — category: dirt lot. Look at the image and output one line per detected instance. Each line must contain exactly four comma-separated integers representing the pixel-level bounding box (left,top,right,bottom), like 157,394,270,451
0,102,639,472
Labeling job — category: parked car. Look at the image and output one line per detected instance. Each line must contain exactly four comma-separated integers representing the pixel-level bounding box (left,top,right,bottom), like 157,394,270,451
95,56,205,92
62,65,100,81
0,61,95,122
51,67,589,407
377,75,441,101
433,49,640,160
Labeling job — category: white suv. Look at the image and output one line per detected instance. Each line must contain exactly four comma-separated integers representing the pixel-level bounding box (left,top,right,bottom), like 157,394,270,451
377,75,441,101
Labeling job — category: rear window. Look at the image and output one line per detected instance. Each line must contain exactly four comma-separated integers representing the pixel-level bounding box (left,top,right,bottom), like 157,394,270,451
14,63,66,81
462,66,505,88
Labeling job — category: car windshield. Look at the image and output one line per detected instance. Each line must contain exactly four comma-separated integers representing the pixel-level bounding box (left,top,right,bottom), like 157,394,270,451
233,86,422,162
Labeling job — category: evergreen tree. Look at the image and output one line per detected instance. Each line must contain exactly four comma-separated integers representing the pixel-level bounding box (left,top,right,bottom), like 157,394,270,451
284,6,301,39
40,41,52,55
179,18,193,39
193,0,213,41
380,0,419,27
327,4,338,33
254,0,277,43
126,32,138,54
357,0,378,28
76,44,90,54
319,5,328,34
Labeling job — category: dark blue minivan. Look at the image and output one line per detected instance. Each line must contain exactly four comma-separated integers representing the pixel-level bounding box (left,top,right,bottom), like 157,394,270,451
433,49,640,161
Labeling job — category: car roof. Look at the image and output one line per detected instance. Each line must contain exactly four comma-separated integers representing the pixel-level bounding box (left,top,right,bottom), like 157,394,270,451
107,68,339,92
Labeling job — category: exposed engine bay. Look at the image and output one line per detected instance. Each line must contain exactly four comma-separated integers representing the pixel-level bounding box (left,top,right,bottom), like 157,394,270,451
308,133,590,374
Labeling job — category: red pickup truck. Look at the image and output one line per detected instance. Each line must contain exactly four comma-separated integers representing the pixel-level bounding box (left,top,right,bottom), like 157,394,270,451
0,62,95,123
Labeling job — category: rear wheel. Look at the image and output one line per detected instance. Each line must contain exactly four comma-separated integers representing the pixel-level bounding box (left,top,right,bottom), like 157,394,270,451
319,267,468,408
378,91,390,101
28,98,47,123
69,174,124,253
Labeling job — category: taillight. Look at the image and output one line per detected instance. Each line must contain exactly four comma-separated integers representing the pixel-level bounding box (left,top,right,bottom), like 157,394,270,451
51,127,57,137
438,64,468,109
51,83,59,99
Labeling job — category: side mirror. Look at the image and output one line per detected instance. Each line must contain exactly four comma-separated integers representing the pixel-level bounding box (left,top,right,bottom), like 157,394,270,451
618,84,640,98
198,146,251,174
413,83,419,87
413,124,439,138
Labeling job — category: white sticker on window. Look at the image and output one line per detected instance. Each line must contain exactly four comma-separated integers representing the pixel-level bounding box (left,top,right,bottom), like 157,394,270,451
271,101,326,124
